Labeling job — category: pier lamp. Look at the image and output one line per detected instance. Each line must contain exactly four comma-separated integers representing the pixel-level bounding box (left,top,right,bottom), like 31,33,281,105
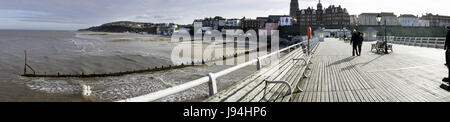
376,14,389,54
376,14,382,40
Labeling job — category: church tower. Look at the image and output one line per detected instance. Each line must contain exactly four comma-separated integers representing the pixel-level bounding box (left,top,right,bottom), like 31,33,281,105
290,0,299,18
317,0,322,10
317,0,323,24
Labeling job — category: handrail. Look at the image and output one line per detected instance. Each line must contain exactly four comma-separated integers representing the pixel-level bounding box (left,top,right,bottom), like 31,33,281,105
389,36,445,49
116,38,318,102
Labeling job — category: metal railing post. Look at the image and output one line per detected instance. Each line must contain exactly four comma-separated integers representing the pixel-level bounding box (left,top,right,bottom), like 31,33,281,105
308,39,310,55
408,37,411,46
405,37,407,45
396,37,400,44
418,37,421,46
415,37,418,46
256,57,262,70
207,73,218,96
417,37,420,46
404,37,407,45
434,38,438,48
400,37,403,44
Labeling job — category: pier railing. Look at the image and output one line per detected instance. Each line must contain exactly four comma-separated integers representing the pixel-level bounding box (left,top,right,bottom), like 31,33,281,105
384,36,446,49
116,37,319,102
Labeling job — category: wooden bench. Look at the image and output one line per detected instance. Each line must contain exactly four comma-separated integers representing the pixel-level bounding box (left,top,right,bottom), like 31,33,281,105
371,41,393,53
205,40,320,102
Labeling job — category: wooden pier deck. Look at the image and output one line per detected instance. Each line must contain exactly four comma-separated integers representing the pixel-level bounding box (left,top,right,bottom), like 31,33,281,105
206,38,450,102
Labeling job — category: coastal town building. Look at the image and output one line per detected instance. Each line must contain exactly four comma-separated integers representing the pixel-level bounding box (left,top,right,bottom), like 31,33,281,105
256,17,269,29
279,16,293,26
193,16,226,30
268,15,285,22
257,15,293,28
419,19,430,27
225,19,240,27
349,15,358,26
265,19,279,30
420,13,450,27
358,12,398,26
157,24,178,36
265,19,279,35
290,0,350,26
240,17,259,29
357,13,377,25
398,14,419,27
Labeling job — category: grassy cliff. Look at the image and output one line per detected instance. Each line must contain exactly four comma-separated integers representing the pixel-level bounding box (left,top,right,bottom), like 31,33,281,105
78,21,175,34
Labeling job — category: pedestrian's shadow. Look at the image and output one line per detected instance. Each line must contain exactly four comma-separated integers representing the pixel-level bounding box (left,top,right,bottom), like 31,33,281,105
360,55,384,67
339,55,384,71
327,56,356,67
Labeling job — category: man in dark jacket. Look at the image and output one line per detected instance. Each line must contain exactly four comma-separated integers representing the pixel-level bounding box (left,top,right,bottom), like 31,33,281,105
350,30,360,56
357,31,364,56
444,26,450,83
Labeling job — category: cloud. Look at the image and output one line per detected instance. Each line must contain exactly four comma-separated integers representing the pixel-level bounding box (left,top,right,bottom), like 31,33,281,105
0,0,448,30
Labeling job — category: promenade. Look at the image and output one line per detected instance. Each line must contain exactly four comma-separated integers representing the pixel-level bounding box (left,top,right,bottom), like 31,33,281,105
207,38,450,102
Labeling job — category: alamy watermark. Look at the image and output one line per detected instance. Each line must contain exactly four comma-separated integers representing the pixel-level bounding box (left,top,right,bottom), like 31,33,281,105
170,22,281,67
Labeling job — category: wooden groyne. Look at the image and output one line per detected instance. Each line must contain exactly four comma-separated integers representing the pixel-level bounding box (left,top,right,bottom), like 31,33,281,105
22,49,259,78
22,63,196,78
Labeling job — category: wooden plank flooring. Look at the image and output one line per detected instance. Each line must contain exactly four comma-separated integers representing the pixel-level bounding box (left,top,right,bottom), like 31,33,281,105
293,38,450,102
206,38,450,102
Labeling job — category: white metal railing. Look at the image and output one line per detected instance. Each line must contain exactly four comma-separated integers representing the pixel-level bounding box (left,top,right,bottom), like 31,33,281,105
386,36,446,49
115,37,319,102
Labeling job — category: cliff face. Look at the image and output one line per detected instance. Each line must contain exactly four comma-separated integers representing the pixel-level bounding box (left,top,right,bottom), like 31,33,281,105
78,21,175,34
79,25,158,33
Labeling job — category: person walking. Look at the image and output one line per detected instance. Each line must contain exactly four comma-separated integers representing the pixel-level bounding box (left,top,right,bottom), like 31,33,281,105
357,31,364,56
444,26,450,83
343,34,347,42
350,30,360,56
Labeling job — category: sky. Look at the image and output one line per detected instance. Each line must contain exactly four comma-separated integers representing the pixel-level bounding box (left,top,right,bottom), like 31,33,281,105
0,0,448,30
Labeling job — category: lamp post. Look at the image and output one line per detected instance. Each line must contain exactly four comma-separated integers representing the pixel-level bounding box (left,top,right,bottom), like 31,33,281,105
376,14,388,54
376,14,382,41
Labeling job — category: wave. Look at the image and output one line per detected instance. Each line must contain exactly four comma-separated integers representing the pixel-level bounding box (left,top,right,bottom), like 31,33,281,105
26,78,82,95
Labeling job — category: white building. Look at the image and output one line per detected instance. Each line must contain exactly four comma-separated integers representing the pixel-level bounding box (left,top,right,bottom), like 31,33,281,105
382,13,399,26
267,15,293,26
279,16,293,26
225,19,240,27
358,13,379,25
418,19,430,27
350,15,358,26
398,14,419,27
358,12,398,26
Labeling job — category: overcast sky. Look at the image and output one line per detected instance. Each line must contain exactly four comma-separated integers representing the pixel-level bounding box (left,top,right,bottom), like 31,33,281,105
0,0,448,30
